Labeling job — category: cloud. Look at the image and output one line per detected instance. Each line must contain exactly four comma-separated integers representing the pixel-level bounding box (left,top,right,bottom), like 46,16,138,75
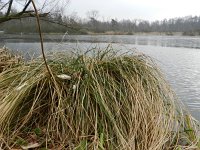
67,0,200,21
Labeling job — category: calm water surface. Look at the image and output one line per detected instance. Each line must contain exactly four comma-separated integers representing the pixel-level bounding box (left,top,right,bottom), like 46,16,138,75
1,34,200,120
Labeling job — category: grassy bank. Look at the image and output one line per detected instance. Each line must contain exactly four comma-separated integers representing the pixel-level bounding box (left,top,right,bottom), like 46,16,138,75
0,47,199,149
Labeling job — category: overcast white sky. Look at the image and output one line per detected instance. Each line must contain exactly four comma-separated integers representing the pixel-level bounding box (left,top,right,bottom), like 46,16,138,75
66,0,200,21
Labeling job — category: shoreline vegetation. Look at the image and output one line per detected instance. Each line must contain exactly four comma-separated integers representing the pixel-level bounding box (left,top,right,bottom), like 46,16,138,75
0,47,200,149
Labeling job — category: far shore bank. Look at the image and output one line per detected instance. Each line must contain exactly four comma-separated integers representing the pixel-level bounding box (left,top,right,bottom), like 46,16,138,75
0,31,199,37
0,32,199,43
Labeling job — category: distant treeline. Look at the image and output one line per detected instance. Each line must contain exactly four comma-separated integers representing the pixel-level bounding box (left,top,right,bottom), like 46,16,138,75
1,11,200,35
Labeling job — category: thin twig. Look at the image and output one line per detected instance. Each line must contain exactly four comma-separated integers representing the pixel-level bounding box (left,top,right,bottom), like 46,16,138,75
40,18,81,31
31,0,62,97
0,1,9,11
31,0,52,77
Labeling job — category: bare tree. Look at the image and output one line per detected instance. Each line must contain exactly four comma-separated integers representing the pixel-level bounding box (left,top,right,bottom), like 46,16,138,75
86,10,99,21
86,10,100,32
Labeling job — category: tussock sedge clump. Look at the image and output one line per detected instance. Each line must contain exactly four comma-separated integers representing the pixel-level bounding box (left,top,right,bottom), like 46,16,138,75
0,48,199,149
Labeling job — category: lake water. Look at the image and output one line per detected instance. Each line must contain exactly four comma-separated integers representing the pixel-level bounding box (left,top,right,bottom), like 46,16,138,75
1,34,200,120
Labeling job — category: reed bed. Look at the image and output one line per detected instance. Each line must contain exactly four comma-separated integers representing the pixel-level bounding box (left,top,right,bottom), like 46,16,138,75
0,49,199,149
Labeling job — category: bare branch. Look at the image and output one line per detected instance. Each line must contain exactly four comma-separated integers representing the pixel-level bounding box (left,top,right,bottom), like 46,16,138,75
41,0,49,11
0,0,79,33
21,0,32,13
6,0,14,16
0,12,48,24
